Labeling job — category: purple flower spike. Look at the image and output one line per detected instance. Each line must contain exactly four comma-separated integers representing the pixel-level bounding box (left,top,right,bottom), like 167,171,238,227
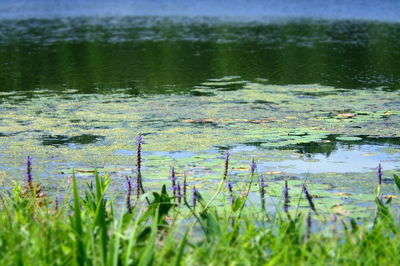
302,184,316,212
136,133,145,195
136,134,142,171
223,151,230,180
135,170,141,199
259,175,266,210
177,182,182,205
227,181,234,206
55,197,59,211
126,176,133,213
171,167,177,198
183,172,187,203
192,186,198,209
26,156,32,184
250,158,256,175
137,134,143,145
283,180,290,213
227,182,233,193
377,163,383,185
332,214,337,235
306,212,312,239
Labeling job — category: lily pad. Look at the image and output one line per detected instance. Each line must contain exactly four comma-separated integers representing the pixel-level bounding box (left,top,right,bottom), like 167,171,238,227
336,136,363,141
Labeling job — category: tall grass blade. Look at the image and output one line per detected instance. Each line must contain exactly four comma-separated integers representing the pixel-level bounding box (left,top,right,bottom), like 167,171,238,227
108,215,124,266
94,171,109,264
394,174,400,190
71,171,86,265
138,205,159,266
174,229,189,266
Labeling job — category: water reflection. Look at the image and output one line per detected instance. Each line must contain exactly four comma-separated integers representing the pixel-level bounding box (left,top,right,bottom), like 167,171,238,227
0,17,400,93
283,135,400,157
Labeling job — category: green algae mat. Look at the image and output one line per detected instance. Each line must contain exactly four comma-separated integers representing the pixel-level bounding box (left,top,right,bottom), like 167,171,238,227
0,79,398,156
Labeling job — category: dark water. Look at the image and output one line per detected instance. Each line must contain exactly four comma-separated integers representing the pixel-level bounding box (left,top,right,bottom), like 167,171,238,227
1,17,400,93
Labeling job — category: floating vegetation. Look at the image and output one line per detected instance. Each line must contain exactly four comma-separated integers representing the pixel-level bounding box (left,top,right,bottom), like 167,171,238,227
0,79,399,213
0,81,398,161
335,136,363,141
41,134,104,146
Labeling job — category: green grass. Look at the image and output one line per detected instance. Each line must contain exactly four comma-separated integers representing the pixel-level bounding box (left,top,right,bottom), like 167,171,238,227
1,158,400,266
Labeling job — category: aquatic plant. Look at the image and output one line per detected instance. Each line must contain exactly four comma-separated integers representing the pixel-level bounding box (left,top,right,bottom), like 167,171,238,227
332,214,337,235
250,158,256,176
283,180,289,213
125,176,132,213
177,182,182,205
259,175,266,211
377,163,383,185
26,156,32,184
241,158,257,210
223,151,230,180
303,184,316,212
136,134,145,195
21,155,47,203
183,172,187,203
192,186,198,209
171,166,177,198
135,171,141,199
203,151,230,210
55,197,59,211
227,181,234,207
306,212,312,240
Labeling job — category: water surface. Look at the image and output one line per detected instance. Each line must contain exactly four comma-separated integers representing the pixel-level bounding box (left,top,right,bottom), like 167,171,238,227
0,16,399,216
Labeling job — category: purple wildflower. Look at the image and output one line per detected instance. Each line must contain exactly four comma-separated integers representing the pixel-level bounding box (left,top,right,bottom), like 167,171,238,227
302,184,316,212
55,197,59,211
283,180,290,213
332,214,337,235
183,172,187,203
126,176,133,213
177,182,182,205
259,175,266,210
250,158,256,176
136,134,142,170
135,170,141,199
192,186,198,210
136,134,145,194
223,151,230,180
171,167,177,198
227,181,234,206
306,211,312,239
26,156,32,184
377,163,383,185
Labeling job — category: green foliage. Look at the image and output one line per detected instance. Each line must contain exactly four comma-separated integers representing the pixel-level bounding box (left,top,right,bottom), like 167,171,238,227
394,174,400,190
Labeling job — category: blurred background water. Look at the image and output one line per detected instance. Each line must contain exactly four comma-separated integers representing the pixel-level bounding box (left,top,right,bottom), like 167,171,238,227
1,0,400,21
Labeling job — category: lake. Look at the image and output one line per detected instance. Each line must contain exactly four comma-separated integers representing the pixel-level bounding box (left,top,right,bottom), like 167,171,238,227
0,13,399,216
